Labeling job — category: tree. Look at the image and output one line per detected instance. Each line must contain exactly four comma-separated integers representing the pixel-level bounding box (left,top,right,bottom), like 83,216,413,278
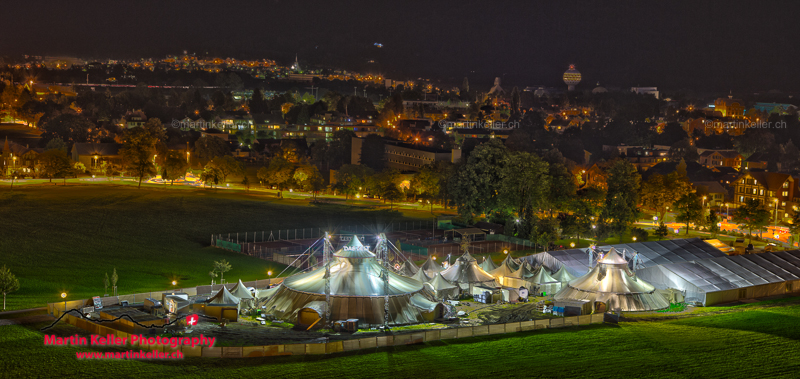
654,222,669,240
498,151,549,218
163,152,190,185
194,135,230,163
733,198,771,243
40,113,93,146
0,265,20,310
706,210,720,238
450,139,508,219
333,164,373,199
37,149,72,183
640,172,691,221
208,156,243,184
45,137,68,152
359,134,385,171
602,160,641,242
674,193,703,236
410,164,440,202
200,165,222,188
789,211,800,248
111,268,118,296
103,272,110,296
213,259,232,284
101,161,119,179
242,175,251,192
541,149,576,218
249,89,268,114
120,126,160,188
260,156,295,197
293,164,324,197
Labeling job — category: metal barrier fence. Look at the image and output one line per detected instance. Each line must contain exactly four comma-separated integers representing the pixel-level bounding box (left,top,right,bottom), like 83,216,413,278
213,221,438,245
52,310,606,358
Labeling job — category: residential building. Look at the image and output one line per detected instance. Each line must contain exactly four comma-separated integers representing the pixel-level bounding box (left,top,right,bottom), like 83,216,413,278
693,181,728,208
714,98,745,118
351,138,461,172
698,150,742,169
71,143,122,172
732,171,794,221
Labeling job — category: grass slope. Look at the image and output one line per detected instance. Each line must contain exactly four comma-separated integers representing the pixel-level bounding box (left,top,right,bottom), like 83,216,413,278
3,300,800,378
0,185,425,310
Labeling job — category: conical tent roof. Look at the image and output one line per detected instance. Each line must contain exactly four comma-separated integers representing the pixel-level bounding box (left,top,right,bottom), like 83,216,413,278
425,273,460,300
410,267,432,283
511,263,536,279
529,266,557,284
208,286,240,305
441,253,497,287
398,260,419,277
334,236,376,259
421,255,444,275
554,248,669,311
479,257,499,272
262,242,440,325
230,279,254,300
429,273,458,291
551,266,577,283
490,257,518,278
598,248,629,265
501,254,521,271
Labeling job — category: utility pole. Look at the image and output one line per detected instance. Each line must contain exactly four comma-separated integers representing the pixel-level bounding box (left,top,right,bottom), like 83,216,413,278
323,232,333,326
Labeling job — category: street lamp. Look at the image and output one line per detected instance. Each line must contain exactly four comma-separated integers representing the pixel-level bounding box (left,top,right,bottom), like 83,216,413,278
93,155,98,170
503,250,508,255
61,292,67,313
570,242,575,248
632,237,637,242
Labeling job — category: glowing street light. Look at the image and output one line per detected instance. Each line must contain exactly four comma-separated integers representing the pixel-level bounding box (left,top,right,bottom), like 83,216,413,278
570,242,575,248
632,237,637,242
503,250,508,255
171,280,177,286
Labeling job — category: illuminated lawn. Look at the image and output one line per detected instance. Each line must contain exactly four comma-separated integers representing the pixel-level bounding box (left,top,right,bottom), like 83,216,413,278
0,185,425,310
3,299,800,378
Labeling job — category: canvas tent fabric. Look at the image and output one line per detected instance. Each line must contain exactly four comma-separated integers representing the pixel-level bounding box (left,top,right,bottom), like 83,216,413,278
551,266,577,284
479,257,499,272
524,238,727,277
554,248,670,312
490,256,519,278
636,250,800,306
425,273,460,300
409,267,432,283
230,279,255,300
262,236,440,326
207,286,241,305
421,255,444,276
440,252,498,290
397,261,419,277
501,254,521,271
510,263,536,279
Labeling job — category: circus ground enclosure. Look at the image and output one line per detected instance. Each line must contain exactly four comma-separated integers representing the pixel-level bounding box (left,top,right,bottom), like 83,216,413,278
2,185,800,378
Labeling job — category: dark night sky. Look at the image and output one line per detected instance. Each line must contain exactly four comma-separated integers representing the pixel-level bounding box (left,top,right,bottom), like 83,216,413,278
3,0,799,92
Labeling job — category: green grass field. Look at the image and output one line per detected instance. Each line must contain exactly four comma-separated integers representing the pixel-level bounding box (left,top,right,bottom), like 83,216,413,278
3,298,800,378
0,184,428,310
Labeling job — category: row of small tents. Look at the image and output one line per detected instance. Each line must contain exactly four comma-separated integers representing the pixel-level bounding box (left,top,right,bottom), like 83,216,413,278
394,252,578,300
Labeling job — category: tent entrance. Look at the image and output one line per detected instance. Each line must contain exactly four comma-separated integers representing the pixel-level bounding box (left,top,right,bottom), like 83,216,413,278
593,301,607,314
